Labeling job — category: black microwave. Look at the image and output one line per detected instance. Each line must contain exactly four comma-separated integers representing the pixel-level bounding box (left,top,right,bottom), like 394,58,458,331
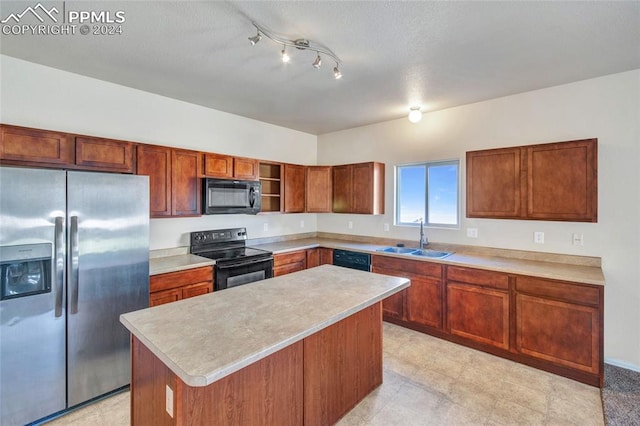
203,178,261,215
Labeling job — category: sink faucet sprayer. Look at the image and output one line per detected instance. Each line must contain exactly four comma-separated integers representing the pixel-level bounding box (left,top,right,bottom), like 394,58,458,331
419,219,428,249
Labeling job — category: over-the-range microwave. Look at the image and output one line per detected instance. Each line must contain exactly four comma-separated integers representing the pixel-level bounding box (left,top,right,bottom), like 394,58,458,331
203,178,261,215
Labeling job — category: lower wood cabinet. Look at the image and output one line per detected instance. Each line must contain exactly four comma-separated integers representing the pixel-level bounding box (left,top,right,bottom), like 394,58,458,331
273,250,307,277
149,266,213,307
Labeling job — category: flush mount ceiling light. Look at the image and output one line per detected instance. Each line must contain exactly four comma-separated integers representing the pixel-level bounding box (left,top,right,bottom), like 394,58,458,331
408,106,422,123
248,21,343,79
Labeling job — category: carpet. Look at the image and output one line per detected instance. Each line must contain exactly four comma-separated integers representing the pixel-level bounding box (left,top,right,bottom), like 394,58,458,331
601,363,640,426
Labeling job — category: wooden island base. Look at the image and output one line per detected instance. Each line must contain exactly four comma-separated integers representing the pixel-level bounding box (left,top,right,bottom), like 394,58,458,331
131,303,383,426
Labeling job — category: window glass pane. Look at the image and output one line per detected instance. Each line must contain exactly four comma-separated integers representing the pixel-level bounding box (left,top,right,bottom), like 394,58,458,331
427,163,458,225
398,165,426,224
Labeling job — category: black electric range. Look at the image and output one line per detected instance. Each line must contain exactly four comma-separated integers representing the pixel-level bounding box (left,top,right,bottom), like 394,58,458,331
190,228,273,290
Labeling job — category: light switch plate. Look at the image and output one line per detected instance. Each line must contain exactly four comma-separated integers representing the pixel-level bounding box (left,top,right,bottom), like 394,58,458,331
348,221,353,229
384,223,390,232
166,385,174,418
534,231,545,244
263,223,269,232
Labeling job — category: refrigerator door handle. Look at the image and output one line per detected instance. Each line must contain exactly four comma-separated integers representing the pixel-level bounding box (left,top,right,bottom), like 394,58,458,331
70,215,79,314
54,216,65,317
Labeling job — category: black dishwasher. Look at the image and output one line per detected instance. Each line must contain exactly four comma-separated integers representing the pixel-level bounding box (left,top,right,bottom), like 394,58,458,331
333,249,371,272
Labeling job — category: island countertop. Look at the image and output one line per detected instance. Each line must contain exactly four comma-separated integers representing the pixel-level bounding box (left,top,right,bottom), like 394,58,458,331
120,264,409,387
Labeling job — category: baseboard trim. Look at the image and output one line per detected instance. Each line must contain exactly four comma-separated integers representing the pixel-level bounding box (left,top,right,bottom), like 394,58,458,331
605,358,640,373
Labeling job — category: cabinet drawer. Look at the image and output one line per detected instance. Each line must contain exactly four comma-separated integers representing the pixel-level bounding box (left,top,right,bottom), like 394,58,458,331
516,276,600,307
75,136,135,172
274,263,306,277
447,266,509,290
150,267,213,293
274,251,307,267
372,255,441,278
149,288,181,307
182,282,213,299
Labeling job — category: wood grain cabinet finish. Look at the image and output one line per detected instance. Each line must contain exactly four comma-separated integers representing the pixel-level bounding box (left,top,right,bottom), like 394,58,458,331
446,266,510,350
332,162,385,214
284,164,306,213
233,156,259,180
149,266,213,307
273,250,307,277
136,145,172,217
515,276,603,381
203,153,234,178
467,139,597,222
171,149,202,216
306,248,320,269
75,136,135,172
0,124,74,166
319,248,333,266
306,166,332,213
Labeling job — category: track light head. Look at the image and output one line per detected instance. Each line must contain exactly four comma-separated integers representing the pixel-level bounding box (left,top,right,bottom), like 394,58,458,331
248,31,261,45
333,65,342,79
281,46,290,63
312,53,322,69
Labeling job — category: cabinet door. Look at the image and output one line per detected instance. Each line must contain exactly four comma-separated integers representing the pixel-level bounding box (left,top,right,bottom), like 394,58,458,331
353,162,385,214
182,282,213,299
204,153,233,178
319,248,333,265
149,288,181,307
515,294,600,374
446,282,510,350
75,136,135,173
284,164,306,213
171,149,202,216
332,165,353,213
137,145,172,217
372,266,405,320
306,166,332,213
234,157,259,180
526,139,597,222
273,251,307,277
0,125,74,165
466,147,523,218
406,276,442,330
306,248,320,269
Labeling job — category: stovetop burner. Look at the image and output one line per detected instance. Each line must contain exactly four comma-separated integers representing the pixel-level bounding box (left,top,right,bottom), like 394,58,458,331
189,228,272,264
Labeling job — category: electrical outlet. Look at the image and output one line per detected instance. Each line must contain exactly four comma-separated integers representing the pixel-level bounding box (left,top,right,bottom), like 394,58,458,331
166,385,174,418
572,233,584,246
263,223,269,232
384,223,390,232
466,228,478,238
348,221,353,229
300,220,305,228
534,231,545,244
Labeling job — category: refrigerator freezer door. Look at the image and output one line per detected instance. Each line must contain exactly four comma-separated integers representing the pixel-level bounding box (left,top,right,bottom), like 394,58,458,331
66,172,149,407
0,167,67,426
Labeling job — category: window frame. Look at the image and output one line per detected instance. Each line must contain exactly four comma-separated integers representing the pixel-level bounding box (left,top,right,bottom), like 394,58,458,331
395,159,460,229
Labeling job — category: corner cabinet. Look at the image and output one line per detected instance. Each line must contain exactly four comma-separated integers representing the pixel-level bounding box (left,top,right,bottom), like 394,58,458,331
467,139,597,222
137,145,202,218
333,162,385,214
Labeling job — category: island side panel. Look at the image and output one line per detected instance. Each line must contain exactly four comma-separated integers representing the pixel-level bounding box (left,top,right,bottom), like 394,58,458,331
179,341,303,425
303,302,383,426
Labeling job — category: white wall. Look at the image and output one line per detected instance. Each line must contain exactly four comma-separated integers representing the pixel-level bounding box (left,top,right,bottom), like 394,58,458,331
318,70,640,369
0,55,318,249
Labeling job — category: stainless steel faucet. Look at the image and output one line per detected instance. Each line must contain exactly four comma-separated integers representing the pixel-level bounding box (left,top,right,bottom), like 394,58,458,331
419,219,428,248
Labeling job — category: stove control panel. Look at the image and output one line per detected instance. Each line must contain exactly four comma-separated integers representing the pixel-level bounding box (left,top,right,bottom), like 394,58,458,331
190,227,248,246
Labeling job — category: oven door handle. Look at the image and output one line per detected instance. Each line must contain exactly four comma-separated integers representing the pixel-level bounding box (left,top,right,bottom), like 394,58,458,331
216,257,273,270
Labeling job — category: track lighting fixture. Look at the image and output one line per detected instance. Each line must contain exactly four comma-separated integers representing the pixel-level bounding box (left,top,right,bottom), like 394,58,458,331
408,106,422,123
248,21,342,79
312,53,322,69
248,31,261,46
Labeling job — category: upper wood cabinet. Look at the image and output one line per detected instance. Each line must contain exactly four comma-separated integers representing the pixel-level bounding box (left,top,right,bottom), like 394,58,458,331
332,162,385,215
0,124,135,173
259,162,283,213
137,146,202,218
467,139,597,222
1,125,74,165
75,136,135,173
306,166,332,213
204,154,259,180
284,164,306,213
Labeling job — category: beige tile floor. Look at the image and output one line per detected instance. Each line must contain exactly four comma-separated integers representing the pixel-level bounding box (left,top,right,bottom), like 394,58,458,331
46,323,604,425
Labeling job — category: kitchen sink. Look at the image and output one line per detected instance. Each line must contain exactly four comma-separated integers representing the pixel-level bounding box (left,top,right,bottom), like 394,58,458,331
408,249,454,259
376,246,420,254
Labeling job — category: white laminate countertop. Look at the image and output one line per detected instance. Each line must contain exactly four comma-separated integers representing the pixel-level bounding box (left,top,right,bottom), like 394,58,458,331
149,254,214,276
121,265,410,387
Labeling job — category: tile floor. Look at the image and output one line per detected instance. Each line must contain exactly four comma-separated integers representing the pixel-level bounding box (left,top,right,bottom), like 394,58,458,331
46,323,604,425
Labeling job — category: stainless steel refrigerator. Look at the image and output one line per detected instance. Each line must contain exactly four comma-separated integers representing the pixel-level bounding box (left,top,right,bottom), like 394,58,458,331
0,166,149,426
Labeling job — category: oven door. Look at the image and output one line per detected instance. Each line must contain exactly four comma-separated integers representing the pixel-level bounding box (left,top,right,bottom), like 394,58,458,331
215,257,274,291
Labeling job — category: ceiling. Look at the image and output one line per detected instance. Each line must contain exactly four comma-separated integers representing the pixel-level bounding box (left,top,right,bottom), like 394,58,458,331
1,1,639,135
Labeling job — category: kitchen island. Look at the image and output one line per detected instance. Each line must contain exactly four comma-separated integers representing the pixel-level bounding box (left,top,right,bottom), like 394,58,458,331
120,264,410,426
